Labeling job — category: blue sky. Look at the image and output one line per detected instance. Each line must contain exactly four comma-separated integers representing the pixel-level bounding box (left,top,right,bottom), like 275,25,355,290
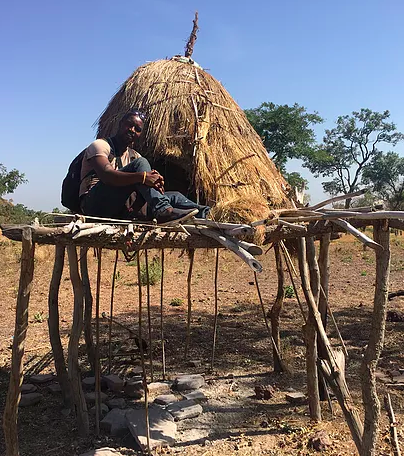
1,0,403,210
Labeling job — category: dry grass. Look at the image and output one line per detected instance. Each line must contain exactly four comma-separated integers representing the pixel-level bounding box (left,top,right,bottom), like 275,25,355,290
96,58,293,224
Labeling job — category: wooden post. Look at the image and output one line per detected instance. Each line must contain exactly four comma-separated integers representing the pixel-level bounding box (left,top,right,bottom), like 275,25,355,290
3,227,35,456
269,243,285,372
48,244,71,406
145,250,154,382
66,245,89,437
361,221,390,455
80,247,95,373
299,238,322,422
160,250,166,380
297,236,363,451
108,250,119,374
384,393,402,456
185,249,195,359
137,253,151,455
318,234,330,401
210,249,219,370
94,248,102,436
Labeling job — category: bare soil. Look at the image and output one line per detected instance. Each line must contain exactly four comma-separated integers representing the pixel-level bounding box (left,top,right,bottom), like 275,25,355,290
0,231,404,455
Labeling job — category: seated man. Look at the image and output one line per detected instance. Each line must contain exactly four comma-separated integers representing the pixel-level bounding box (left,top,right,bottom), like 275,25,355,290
79,109,209,224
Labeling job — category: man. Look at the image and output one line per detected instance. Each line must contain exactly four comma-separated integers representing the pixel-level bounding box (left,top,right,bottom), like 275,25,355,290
79,109,209,224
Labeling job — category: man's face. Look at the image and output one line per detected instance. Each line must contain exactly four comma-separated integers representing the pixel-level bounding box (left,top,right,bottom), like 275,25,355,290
118,114,144,145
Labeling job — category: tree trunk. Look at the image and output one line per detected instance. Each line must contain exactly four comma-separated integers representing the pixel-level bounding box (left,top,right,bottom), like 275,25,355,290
361,221,390,455
48,244,71,406
3,228,35,456
270,243,285,372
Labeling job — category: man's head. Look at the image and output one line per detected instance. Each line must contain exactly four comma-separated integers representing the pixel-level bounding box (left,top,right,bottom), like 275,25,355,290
116,108,147,146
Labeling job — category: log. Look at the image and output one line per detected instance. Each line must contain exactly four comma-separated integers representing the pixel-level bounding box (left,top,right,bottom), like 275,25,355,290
188,227,262,272
361,221,390,456
3,227,35,456
66,246,89,437
48,244,71,406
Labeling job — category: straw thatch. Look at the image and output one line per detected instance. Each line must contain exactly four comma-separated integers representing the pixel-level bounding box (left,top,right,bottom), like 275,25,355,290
97,57,293,223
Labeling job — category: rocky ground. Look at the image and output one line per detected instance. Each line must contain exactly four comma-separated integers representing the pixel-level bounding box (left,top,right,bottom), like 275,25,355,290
0,230,404,455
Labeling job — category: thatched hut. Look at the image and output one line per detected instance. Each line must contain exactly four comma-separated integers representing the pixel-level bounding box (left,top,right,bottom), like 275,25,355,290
97,56,293,223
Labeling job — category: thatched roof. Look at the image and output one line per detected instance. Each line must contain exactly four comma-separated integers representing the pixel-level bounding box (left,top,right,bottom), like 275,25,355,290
97,57,293,223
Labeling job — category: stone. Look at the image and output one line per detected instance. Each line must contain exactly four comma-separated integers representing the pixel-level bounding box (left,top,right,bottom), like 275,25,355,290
30,374,54,384
85,392,108,403
154,394,178,406
47,383,62,394
21,383,37,394
285,392,307,405
79,448,124,456
173,374,204,391
89,403,109,417
19,392,43,407
187,359,202,368
148,382,172,395
392,374,404,383
308,430,331,451
103,374,124,392
254,385,275,400
100,409,129,437
82,376,96,390
181,390,208,403
106,398,126,409
126,404,177,451
124,380,143,398
166,399,203,421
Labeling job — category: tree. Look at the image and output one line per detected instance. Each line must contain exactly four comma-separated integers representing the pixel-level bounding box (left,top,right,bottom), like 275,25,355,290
245,102,323,188
0,164,27,197
304,109,404,208
362,152,404,210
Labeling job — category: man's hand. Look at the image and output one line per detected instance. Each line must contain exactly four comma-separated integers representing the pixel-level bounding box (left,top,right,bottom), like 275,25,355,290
144,170,165,194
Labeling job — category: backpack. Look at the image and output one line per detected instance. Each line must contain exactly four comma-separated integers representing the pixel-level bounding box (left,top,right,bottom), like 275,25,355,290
61,138,115,213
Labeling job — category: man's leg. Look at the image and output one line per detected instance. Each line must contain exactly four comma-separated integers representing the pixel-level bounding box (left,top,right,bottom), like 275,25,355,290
147,191,210,219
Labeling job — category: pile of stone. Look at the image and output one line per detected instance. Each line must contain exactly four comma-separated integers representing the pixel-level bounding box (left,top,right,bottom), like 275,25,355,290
92,373,207,452
19,371,208,453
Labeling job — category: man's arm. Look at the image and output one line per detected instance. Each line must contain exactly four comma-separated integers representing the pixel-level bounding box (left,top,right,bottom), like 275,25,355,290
89,155,164,192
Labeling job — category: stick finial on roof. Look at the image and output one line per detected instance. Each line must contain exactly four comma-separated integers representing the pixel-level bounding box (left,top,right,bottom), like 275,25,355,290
184,11,199,58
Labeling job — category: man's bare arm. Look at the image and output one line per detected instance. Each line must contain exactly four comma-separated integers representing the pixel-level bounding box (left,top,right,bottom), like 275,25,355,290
89,155,164,192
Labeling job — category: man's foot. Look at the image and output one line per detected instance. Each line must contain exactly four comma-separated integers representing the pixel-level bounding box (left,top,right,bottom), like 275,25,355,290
156,207,199,225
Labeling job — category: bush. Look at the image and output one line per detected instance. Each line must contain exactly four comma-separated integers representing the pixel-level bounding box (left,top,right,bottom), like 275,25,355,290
284,285,295,299
139,256,162,286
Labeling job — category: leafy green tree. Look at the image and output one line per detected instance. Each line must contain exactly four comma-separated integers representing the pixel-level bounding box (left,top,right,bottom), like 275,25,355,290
0,164,27,197
362,152,404,210
245,102,323,188
304,109,404,208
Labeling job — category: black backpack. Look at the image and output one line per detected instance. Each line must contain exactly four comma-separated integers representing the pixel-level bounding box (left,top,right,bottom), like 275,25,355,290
61,139,115,213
